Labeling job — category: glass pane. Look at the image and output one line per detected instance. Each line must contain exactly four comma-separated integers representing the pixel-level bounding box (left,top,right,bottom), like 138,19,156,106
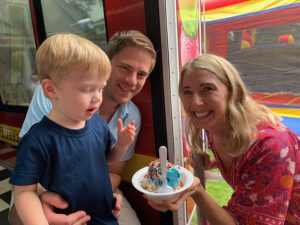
228,24,300,94
0,0,37,106
41,0,107,48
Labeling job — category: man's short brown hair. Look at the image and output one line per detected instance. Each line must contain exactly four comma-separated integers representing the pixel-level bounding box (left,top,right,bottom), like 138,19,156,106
106,30,156,73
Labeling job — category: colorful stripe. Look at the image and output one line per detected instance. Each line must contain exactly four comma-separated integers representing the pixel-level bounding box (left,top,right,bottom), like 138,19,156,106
204,0,300,23
270,108,300,118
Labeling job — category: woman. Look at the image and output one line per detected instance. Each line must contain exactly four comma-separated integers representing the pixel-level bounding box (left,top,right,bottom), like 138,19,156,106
147,54,300,225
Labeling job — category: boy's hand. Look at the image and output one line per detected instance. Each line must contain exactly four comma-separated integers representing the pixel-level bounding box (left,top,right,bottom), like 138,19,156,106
116,119,135,149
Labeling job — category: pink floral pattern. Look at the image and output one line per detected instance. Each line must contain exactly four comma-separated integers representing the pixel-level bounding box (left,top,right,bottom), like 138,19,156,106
208,122,300,225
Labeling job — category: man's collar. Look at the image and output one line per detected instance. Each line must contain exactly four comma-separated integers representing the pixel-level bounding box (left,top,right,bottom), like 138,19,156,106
117,103,129,119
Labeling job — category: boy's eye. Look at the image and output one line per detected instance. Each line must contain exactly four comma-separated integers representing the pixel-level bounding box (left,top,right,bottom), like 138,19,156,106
81,88,93,93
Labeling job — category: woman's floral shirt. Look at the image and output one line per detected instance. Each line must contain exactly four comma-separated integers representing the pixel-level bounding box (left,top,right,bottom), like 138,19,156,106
208,122,300,225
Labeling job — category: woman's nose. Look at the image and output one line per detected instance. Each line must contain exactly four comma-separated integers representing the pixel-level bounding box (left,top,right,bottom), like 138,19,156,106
192,94,204,106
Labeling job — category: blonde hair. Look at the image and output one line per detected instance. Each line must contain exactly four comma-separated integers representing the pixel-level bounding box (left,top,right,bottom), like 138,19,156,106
106,30,156,73
179,54,281,155
36,33,111,84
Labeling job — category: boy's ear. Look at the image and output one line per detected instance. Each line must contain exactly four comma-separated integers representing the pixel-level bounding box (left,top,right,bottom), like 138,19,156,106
41,79,57,100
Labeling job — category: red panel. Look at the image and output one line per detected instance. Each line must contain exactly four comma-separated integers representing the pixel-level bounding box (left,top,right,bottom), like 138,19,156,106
135,102,153,125
104,0,146,38
204,0,249,11
133,80,152,104
0,112,25,128
250,92,268,100
257,94,300,106
251,92,300,106
207,30,228,57
135,124,155,156
133,81,153,125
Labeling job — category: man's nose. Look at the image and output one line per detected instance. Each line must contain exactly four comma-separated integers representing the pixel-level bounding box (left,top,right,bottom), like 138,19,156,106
125,72,138,86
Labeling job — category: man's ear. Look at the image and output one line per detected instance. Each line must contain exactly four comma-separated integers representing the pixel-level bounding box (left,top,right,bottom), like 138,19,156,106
41,79,57,100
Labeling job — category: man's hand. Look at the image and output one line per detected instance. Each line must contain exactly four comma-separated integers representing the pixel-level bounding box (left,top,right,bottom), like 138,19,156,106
108,161,125,192
108,119,135,163
112,193,122,218
117,119,135,149
40,191,91,225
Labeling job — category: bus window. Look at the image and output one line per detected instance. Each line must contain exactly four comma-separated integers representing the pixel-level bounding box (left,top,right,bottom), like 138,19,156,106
40,0,107,49
0,0,37,106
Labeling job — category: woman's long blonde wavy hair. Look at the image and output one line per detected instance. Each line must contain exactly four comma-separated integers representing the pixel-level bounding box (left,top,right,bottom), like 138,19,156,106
179,54,281,156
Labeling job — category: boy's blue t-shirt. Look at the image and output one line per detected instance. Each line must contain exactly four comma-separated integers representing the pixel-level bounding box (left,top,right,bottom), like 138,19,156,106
10,114,118,225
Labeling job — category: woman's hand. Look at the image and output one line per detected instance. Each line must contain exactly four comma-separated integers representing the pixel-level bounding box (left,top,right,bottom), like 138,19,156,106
112,193,122,218
146,177,201,212
40,191,91,225
185,149,215,170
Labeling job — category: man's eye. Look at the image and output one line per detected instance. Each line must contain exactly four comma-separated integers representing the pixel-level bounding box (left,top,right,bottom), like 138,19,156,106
120,65,129,71
137,72,148,79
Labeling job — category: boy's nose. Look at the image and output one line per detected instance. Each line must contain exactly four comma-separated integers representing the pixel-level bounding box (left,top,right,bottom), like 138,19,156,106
93,91,102,102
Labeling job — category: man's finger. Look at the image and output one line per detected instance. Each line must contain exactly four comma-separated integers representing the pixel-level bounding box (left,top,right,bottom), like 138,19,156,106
68,211,91,225
40,191,68,209
129,120,135,126
113,193,122,210
43,207,90,225
117,118,123,131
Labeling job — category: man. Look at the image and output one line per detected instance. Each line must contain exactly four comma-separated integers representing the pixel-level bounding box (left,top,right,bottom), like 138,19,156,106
9,30,156,225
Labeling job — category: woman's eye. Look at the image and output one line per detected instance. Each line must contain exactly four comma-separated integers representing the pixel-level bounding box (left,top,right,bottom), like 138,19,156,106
202,86,213,93
183,90,192,95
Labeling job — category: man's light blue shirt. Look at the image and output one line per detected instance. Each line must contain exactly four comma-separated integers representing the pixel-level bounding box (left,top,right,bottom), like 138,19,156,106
19,84,141,161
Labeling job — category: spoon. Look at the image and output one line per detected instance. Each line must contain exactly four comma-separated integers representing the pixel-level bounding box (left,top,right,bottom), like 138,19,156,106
158,146,173,193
